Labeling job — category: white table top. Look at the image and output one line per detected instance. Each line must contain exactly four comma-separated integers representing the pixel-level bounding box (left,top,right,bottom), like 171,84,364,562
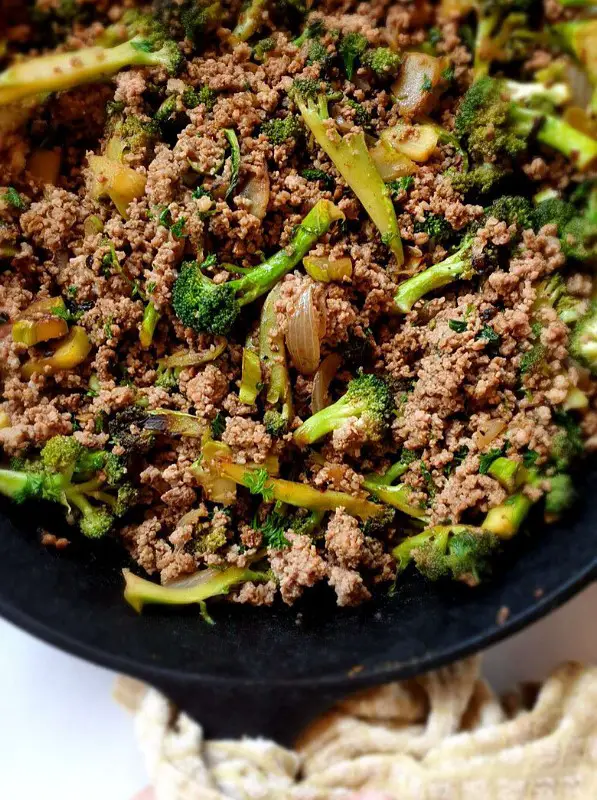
1,584,596,800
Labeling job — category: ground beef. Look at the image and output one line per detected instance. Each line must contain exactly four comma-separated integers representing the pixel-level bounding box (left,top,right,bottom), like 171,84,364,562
1,0,594,612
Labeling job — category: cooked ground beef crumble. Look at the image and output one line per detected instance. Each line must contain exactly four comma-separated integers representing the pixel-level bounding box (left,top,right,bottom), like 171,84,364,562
1,0,597,612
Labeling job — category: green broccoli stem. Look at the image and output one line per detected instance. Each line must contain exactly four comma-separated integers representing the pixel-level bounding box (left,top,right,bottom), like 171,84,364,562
296,96,403,264
392,526,450,570
0,38,180,106
234,199,344,305
0,468,34,499
139,301,161,348
293,394,360,445
473,14,497,79
487,457,524,493
511,106,597,170
394,249,470,313
363,479,428,521
0,467,63,503
365,459,411,486
482,492,534,539
231,0,267,42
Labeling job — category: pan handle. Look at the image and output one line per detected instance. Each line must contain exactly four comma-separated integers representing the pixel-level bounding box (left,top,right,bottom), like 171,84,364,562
152,678,348,747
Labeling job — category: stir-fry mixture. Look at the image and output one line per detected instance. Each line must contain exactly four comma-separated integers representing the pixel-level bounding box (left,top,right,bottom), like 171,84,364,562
1,0,597,615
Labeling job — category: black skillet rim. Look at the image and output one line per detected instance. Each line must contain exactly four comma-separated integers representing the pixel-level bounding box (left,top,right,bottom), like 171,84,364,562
0,554,594,691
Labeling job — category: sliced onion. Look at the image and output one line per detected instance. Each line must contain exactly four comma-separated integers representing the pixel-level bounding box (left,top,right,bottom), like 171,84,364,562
369,140,417,180
564,62,593,110
158,336,227,369
391,53,443,116
303,255,353,282
285,285,323,375
312,353,342,413
240,169,270,220
476,419,506,451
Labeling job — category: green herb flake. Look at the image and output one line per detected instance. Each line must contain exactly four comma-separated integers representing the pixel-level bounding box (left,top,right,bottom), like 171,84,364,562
3,187,26,211
243,468,274,501
211,412,226,440
448,319,467,333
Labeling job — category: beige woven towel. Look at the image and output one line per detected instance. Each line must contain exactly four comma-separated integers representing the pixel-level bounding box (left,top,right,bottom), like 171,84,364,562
115,657,597,800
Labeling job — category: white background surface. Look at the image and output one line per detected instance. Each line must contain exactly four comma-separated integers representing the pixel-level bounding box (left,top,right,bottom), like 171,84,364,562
0,583,596,800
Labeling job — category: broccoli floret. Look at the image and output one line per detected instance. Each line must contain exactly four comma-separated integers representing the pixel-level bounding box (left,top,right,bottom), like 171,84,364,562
108,408,154,454
544,473,575,517
485,195,535,231
570,302,597,375
172,200,343,334
387,176,414,196
534,274,587,325
413,213,454,246
0,435,137,539
393,525,500,586
105,114,159,158
292,82,403,263
180,1,222,44
534,189,597,263
253,37,275,61
182,85,217,110
301,167,335,192
261,115,303,144
293,373,395,447
455,76,597,170
362,47,402,77
338,32,368,80
0,20,182,106
449,163,507,196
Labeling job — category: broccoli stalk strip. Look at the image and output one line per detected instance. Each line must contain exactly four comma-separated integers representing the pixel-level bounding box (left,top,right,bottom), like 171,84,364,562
123,566,270,613
293,373,395,447
260,286,293,435
393,525,500,586
0,34,181,106
362,479,428,521
204,461,385,521
139,301,161,348
294,86,403,263
172,199,344,335
455,77,597,171
487,456,525,492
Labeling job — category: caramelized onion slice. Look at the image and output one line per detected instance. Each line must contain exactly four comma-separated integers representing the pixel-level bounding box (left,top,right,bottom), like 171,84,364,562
158,337,227,369
312,353,342,413
285,285,323,375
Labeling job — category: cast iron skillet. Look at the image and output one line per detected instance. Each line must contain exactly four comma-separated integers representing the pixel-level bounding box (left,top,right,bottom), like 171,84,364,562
0,476,596,746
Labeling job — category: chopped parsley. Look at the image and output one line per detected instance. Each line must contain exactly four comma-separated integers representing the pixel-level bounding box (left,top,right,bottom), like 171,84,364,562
421,74,433,93
388,176,414,196
244,468,274,501
3,187,26,211
254,510,290,549
523,449,539,468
